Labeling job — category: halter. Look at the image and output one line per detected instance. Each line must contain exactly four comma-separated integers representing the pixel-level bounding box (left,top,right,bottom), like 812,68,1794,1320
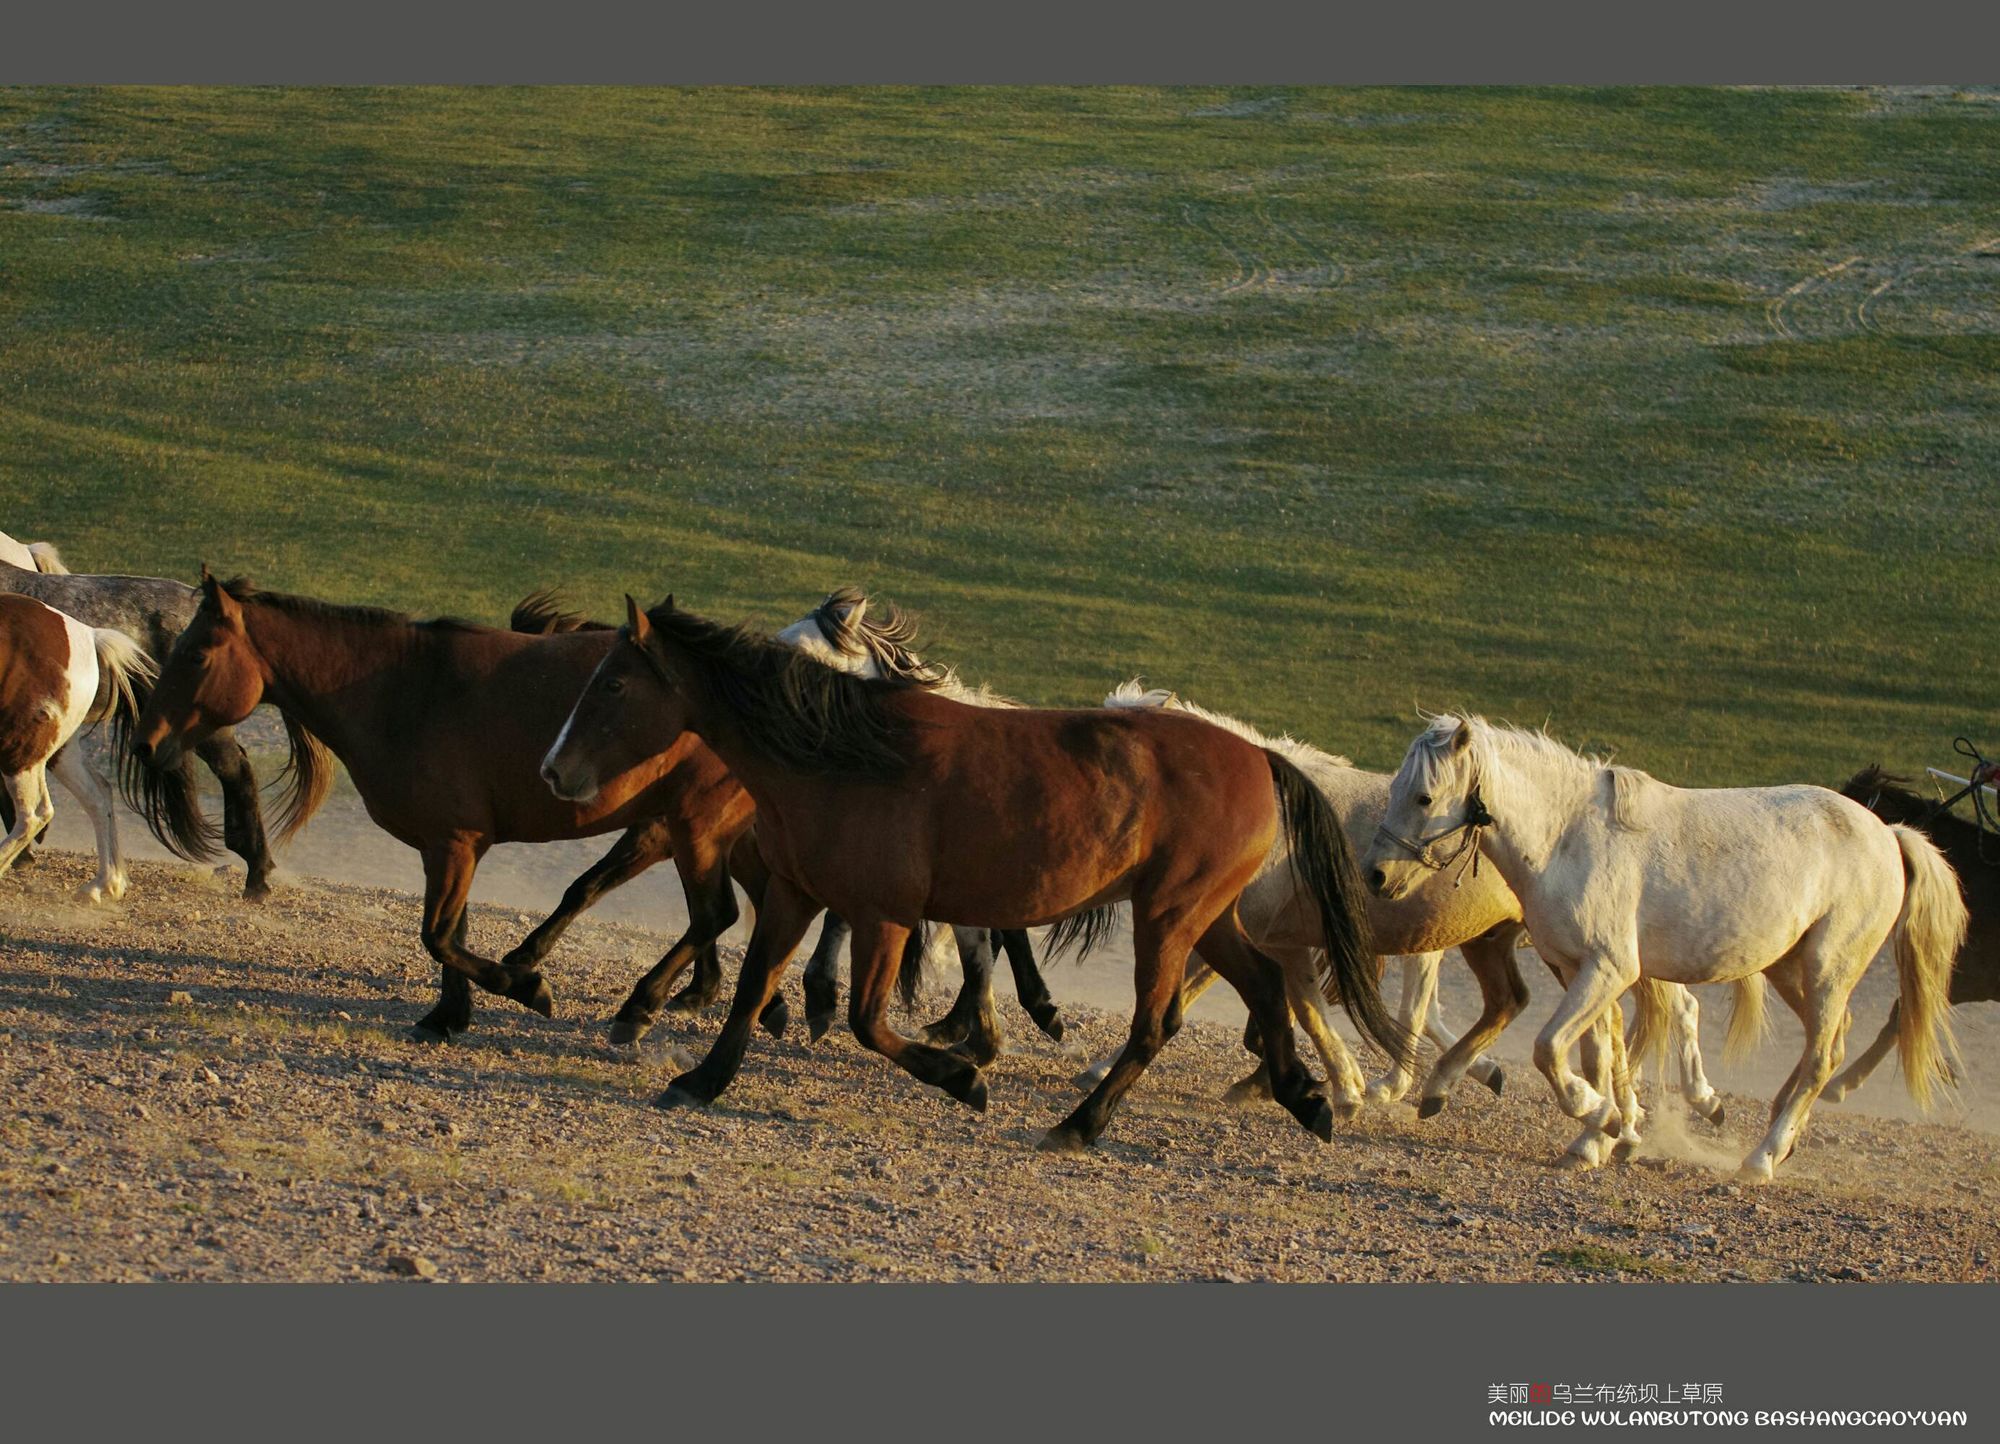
1374,782,1495,887
1925,737,2000,867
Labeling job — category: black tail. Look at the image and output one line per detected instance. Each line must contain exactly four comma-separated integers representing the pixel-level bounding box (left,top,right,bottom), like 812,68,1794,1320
896,919,934,1010
116,681,223,862
1046,905,1122,962
1264,749,1405,1058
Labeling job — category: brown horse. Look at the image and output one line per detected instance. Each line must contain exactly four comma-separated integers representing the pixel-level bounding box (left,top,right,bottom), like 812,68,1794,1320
541,596,1403,1150
130,571,778,1040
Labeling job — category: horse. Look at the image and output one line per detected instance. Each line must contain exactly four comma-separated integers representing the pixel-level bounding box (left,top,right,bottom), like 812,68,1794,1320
0,530,69,574
1824,765,2000,1101
1069,683,1522,1118
541,594,1404,1150
1,595,155,900
130,570,787,1041
0,558,276,898
505,586,1066,1061
1363,715,1965,1180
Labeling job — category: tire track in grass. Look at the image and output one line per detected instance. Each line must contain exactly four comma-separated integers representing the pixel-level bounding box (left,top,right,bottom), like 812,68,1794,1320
1765,254,1863,341
1261,204,1347,288
1181,203,1266,293
1859,233,2000,341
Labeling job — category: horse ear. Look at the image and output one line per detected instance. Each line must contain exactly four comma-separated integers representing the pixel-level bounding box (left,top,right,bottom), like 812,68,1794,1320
1449,719,1473,754
201,567,243,626
624,593,652,646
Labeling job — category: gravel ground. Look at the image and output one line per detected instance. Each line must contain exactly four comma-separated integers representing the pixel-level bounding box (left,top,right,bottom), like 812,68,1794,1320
3,849,1997,1284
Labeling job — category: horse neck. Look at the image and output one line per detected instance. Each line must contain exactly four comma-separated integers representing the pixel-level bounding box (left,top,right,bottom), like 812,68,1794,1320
242,602,416,758
1470,733,1593,883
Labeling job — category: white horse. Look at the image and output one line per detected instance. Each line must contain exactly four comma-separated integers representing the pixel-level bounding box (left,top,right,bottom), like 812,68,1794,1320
0,529,70,575
1364,716,1965,1180
0,594,155,902
1072,684,1522,1118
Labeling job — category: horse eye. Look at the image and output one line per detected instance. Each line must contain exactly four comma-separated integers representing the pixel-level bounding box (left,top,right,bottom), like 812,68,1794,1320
605,677,625,695
1417,792,1433,807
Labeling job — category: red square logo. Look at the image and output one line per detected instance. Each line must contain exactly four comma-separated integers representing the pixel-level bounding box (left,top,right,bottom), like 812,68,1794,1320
1528,1384,1553,1405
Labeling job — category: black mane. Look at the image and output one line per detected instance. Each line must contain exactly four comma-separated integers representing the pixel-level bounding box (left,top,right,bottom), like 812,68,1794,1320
651,603,917,780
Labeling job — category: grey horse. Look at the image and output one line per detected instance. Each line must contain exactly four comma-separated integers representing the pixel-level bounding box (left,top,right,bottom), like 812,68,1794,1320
0,559,276,897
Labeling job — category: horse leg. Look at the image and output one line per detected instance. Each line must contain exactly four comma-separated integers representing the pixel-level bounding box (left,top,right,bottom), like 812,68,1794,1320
999,928,1065,1042
1532,954,1635,1137
1416,927,1529,1117
1077,960,1221,1092
660,875,821,1108
0,767,53,877
1665,982,1725,1124
846,918,989,1111
1428,961,1506,1095
1270,943,1367,1121
414,837,551,1037
195,730,275,901
1557,1009,1630,1170
924,926,1003,1067
503,820,671,975
1367,953,1439,1105
47,743,126,903
1222,996,1274,1106
608,833,743,1045
802,913,850,1042
1825,1002,1899,1103
1740,955,1852,1182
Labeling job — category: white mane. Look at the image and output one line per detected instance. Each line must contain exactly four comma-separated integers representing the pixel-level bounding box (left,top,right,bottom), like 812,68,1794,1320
1102,680,1352,784
1410,714,1658,829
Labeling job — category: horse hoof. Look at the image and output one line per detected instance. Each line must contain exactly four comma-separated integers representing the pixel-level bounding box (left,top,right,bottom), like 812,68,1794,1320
805,1010,837,1044
1303,1100,1336,1143
759,996,790,1039
1695,1097,1726,1126
1417,1095,1445,1120
506,974,555,1018
949,1073,989,1113
1484,1067,1506,1097
243,878,273,903
663,989,715,1016
1611,1135,1639,1163
1735,1161,1774,1186
1599,1111,1623,1137
608,1015,653,1047
1036,1127,1089,1154
1554,1151,1598,1173
657,1083,712,1111
1071,1063,1108,1091
1033,1010,1065,1044
1332,1094,1364,1124
411,1019,460,1045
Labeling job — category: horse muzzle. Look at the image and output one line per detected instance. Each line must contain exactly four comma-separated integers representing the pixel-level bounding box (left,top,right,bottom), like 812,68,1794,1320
540,758,599,805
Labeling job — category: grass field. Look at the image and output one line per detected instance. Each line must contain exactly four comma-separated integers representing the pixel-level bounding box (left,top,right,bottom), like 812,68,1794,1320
3,85,1996,787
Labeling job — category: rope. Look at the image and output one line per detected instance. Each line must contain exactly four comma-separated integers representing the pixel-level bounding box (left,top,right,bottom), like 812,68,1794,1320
1373,783,1494,888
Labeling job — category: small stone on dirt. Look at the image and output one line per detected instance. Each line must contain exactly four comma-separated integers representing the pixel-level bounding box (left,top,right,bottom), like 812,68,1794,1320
167,992,194,1007
387,1254,438,1279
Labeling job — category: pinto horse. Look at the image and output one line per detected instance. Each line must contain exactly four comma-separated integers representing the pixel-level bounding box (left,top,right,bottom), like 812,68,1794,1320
542,596,1402,1150
1,595,154,898
131,571,781,1039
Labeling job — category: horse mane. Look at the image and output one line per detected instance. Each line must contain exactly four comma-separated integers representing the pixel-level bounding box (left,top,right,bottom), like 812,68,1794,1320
510,588,611,635
652,603,918,780
1409,713,1616,803
1103,678,1353,775
270,709,336,842
1841,765,1987,850
217,576,486,634
805,585,1018,707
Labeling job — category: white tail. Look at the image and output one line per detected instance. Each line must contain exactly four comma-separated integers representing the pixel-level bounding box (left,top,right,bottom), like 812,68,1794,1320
1888,825,1966,1110
88,627,156,727
28,542,69,575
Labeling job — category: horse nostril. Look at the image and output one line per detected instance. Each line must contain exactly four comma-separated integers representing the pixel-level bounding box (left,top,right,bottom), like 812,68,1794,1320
1369,867,1388,893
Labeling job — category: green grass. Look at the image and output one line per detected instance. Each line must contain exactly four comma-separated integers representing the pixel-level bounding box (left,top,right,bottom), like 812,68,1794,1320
4,85,1996,786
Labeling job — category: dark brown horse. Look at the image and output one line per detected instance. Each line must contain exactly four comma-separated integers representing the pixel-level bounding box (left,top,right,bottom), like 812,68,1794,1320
502,590,1065,1063
542,596,1403,1150
131,572,778,1040
1826,765,1999,1101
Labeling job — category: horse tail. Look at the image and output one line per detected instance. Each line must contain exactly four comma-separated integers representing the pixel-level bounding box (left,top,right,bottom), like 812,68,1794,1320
1263,748,1402,1057
896,919,935,1010
1724,975,1769,1062
1046,904,1122,963
1888,824,1966,1110
29,542,69,575
102,629,223,862
269,711,336,842
1627,978,1676,1070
